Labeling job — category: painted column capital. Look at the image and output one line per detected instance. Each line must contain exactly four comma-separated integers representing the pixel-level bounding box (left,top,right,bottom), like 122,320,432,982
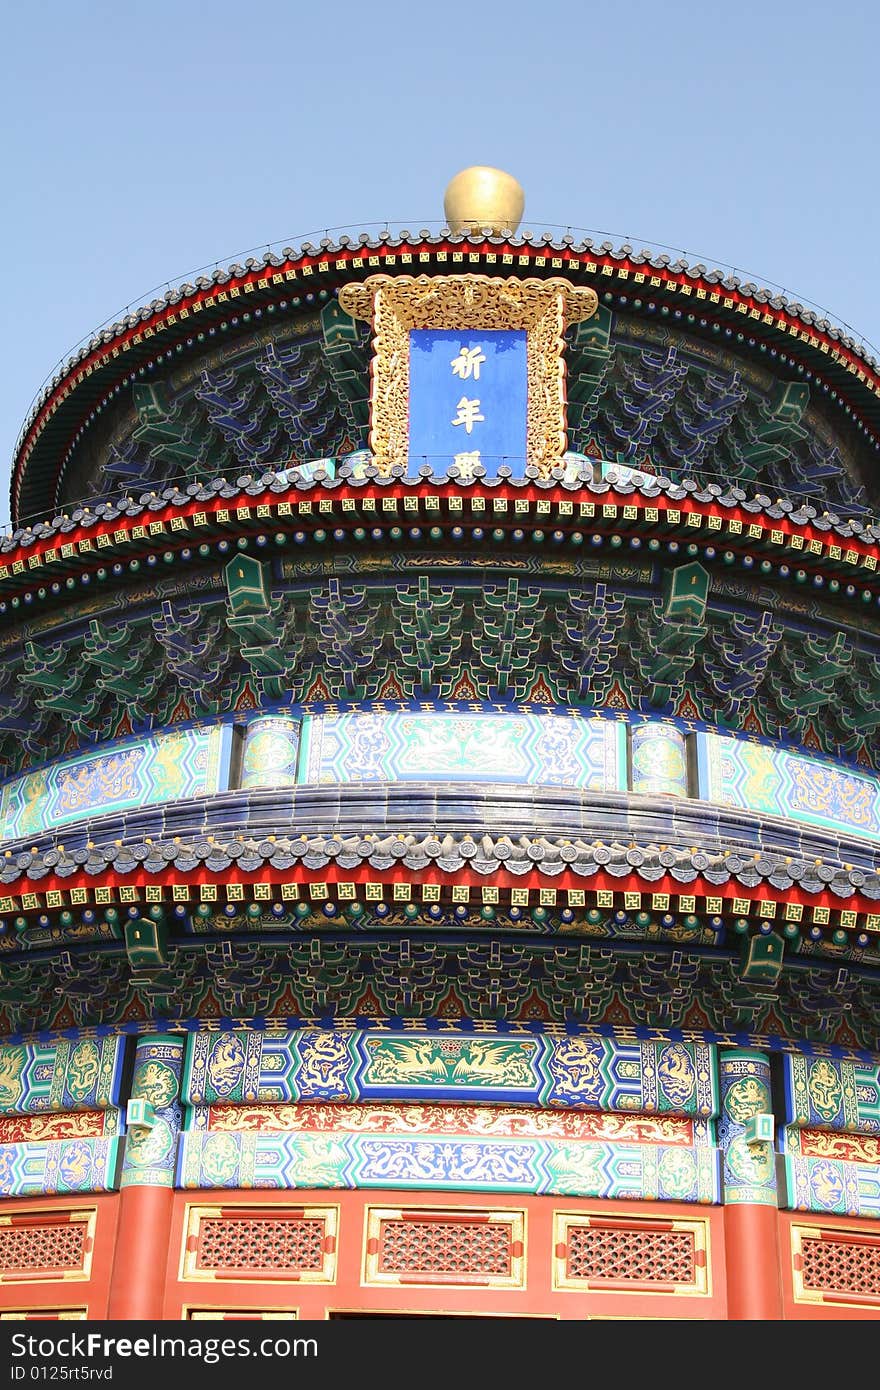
120,1033,184,1189
718,1048,777,1206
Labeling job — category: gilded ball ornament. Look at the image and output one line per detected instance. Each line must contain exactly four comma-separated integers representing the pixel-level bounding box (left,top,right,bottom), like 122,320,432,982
443,166,525,235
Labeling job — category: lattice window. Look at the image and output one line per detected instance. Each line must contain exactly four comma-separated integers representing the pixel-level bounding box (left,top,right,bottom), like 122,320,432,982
0,1310,88,1321
200,1218,323,1271
794,1229,880,1306
0,1214,94,1282
181,1206,337,1284
569,1225,695,1283
364,1208,526,1288
381,1220,510,1275
553,1213,709,1295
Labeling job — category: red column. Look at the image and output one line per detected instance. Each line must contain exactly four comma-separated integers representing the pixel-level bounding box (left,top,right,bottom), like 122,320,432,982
724,1203,783,1320
718,1048,783,1320
106,1033,184,1320
107,1186,175,1320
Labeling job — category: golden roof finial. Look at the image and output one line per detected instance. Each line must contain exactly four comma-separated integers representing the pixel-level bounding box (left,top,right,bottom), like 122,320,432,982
444,166,525,235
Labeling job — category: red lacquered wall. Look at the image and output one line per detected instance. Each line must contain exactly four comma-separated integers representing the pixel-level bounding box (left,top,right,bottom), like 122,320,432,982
4,1191,880,1319
162,1190,728,1321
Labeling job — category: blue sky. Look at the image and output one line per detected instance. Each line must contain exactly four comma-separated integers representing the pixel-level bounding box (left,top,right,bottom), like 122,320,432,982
2,0,878,518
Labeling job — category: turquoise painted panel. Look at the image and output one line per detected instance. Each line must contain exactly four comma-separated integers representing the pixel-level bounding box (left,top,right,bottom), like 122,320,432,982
784,1154,880,1220
782,1054,880,1134
183,1028,718,1118
176,1129,719,1203
299,712,626,789
697,732,880,842
0,1037,125,1116
0,724,231,841
0,1137,121,1195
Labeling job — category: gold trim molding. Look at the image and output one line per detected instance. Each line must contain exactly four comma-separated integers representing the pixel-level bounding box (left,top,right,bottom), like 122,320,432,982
338,274,598,476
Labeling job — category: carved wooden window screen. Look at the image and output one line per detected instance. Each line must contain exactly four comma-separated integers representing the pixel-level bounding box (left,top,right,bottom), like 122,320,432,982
364,1207,526,1288
792,1225,880,1306
0,1211,95,1283
553,1212,709,1295
181,1205,338,1284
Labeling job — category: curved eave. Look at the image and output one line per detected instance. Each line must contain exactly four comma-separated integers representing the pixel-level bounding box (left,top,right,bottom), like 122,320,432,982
12,233,880,524
0,476,878,621
1,475,878,622
2,785,880,929
2,788,878,1043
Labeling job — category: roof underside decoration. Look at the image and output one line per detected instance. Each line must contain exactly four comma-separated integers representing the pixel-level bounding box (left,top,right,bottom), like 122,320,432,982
12,232,880,523
0,551,879,777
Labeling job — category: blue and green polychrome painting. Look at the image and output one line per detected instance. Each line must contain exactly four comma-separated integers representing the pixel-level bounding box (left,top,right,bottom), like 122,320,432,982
408,329,527,477
0,724,231,841
697,732,880,843
0,1036,125,1115
183,1027,718,1116
177,1128,719,1203
782,1153,880,1220
240,714,301,790
0,1138,122,1197
298,711,626,789
782,1054,880,1134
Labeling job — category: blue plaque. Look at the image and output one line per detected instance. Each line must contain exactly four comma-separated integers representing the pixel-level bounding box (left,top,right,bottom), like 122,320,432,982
408,329,527,478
